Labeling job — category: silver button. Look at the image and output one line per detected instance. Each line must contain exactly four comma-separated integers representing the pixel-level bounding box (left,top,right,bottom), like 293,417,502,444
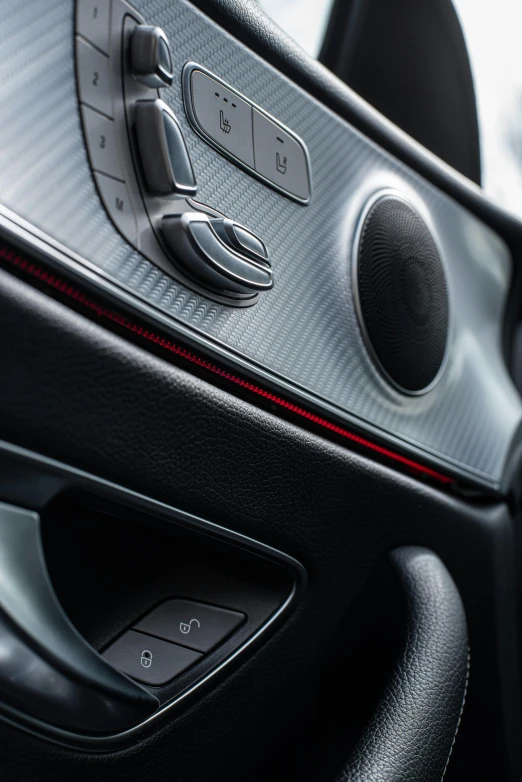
81,106,123,180
253,109,311,203
76,36,113,118
189,70,254,169
95,173,137,242
76,0,110,55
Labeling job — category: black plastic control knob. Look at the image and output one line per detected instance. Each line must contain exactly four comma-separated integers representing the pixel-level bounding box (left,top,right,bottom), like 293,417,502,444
130,25,173,88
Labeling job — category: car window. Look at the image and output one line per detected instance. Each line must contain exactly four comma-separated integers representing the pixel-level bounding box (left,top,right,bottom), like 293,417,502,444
452,0,522,215
258,0,522,217
257,0,335,58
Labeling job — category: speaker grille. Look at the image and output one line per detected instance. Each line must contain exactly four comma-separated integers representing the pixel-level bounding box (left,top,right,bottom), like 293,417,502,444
356,196,448,393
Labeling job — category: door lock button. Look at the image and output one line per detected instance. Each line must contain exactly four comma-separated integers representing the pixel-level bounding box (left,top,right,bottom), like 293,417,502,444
102,629,202,686
134,599,245,653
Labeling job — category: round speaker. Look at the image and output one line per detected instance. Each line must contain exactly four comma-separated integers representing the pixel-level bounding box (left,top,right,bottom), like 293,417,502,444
354,194,449,394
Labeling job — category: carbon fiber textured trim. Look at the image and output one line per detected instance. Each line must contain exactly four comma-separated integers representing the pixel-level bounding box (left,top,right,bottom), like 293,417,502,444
0,0,519,488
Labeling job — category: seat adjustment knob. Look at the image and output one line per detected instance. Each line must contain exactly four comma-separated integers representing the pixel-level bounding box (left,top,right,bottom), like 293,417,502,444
130,25,174,89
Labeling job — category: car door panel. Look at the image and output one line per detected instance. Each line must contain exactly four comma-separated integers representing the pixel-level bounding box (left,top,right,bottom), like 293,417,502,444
1,1,522,781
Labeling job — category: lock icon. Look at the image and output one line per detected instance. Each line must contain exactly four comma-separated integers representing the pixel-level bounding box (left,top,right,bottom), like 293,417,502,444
179,618,201,635
140,650,153,668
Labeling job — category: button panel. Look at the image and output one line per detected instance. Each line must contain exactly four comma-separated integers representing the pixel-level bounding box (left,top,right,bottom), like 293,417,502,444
102,630,202,686
74,0,272,307
134,599,245,653
183,63,312,204
102,598,245,687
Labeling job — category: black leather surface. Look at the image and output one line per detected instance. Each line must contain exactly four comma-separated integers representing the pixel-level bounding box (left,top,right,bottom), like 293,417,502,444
338,547,468,782
0,268,520,781
189,0,522,243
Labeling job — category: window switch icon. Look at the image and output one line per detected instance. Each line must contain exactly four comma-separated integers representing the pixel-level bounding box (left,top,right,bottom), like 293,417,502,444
179,618,201,635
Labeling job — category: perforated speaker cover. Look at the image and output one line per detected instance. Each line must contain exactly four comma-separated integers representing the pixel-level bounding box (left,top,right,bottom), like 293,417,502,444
355,195,449,393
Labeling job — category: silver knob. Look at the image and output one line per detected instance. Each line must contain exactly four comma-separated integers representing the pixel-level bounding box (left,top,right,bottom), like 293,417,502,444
134,100,197,198
162,213,273,294
130,26,173,89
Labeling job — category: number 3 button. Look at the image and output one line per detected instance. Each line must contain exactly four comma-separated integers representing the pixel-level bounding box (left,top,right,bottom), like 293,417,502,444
81,105,123,180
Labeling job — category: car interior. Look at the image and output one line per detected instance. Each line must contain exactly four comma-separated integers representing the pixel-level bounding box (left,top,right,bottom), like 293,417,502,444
1,0,522,780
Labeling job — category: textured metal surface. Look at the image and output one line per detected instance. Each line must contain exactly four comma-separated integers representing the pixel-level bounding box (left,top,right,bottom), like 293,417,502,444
0,0,519,487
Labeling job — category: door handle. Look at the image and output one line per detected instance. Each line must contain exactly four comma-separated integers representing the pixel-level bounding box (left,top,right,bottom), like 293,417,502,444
0,502,158,733
336,547,469,782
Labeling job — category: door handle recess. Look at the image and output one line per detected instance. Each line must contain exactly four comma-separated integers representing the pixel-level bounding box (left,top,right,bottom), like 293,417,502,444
162,212,273,294
336,547,469,782
0,502,158,733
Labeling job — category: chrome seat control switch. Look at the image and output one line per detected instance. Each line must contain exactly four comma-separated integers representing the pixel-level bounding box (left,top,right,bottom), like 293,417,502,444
134,99,197,197
75,0,273,305
210,218,269,264
130,25,174,88
162,213,273,294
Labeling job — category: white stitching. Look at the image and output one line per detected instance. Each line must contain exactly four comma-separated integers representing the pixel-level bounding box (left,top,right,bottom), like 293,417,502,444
441,647,470,781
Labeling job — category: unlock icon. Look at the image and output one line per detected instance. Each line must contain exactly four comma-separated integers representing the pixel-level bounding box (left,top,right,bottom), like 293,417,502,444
179,618,201,635
140,650,153,668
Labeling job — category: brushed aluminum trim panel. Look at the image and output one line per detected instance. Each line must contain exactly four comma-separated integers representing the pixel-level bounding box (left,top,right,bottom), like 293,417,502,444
0,0,519,489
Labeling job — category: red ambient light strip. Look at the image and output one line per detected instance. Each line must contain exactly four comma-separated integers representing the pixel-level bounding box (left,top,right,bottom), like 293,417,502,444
0,245,454,486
